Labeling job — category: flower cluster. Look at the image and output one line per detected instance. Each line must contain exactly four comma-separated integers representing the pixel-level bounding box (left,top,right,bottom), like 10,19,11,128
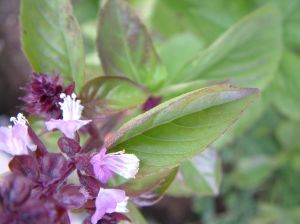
0,73,140,224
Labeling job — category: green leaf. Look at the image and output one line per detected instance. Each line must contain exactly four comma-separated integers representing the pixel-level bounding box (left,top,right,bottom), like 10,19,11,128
168,148,222,196
105,84,258,176
273,50,300,121
121,203,147,224
276,121,300,150
121,168,178,206
97,0,167,91
21,0,85,89
231,155,276,189
158,0,252,44
170,5,282,89
255,0,300,48
180,148,222,195
158,32,204,80
80,76,148,115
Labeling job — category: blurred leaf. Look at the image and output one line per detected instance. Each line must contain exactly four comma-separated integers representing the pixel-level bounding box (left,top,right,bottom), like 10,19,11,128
21,0,85,89
251,203,300,224
273,50,300,121
105,84,258,176
119,168,177,197
158,0,253,45
97,0,167,91
150,0,191,38
127,168,178,206
170,5,282,89
121,203,147,224
181,148,222,195
231,155,276,189
255,0,300,48
276,120,300,150
158,32,204,79
80,76,148,116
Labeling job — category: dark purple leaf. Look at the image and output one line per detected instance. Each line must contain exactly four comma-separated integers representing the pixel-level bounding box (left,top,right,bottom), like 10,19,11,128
77,171,101,198
9,155,39,181
38,153,71,185
27,126,47,155
54,184,87,209
58,137,81,157
0,175,32,210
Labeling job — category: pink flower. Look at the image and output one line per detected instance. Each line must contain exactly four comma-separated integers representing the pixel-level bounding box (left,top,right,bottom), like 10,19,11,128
0,113,36,155
91,148,139,184
45,93,91,138
91,188,128,224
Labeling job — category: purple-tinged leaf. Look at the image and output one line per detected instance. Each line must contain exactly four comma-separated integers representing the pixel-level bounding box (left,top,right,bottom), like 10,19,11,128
38,153,72,185
27,126,47,155
97,0,167,91
58,137,81,157
0,175,32,209
9,155,39,181
78,171,101,198
54,184,87,209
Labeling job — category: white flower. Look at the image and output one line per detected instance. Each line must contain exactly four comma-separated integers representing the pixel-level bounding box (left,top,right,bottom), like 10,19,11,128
45,93,91,138
0,113,36,155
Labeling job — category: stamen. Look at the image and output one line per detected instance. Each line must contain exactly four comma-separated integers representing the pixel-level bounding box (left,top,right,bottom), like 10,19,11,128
59,93,84,121
10,113,28,126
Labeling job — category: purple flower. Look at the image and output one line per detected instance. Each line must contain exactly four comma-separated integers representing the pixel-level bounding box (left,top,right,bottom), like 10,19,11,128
45,93,91,138
0,113,36,155
21,72,75,119
91,188,129,224
90,148,139,184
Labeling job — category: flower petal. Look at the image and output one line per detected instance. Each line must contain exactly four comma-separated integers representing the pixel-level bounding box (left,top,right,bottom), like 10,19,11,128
91,188,128,224
91,149,139,183
45,119,91,138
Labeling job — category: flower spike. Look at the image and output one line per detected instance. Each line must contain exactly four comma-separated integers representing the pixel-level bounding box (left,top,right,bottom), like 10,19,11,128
45,93,91,139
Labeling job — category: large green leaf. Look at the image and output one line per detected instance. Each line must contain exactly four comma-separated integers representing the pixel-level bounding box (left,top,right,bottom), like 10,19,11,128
169,5,282,89
273,50,300,121
105,84,258,176
97,0,167,91
21,0,85,89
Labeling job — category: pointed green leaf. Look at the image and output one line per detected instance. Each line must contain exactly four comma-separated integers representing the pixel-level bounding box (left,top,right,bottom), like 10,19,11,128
21,0,85,89
105,84,258,176
97,0,167,91
170,5,282,89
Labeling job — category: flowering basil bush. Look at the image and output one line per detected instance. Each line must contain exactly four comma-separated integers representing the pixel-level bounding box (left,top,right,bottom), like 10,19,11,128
0,0,287,223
